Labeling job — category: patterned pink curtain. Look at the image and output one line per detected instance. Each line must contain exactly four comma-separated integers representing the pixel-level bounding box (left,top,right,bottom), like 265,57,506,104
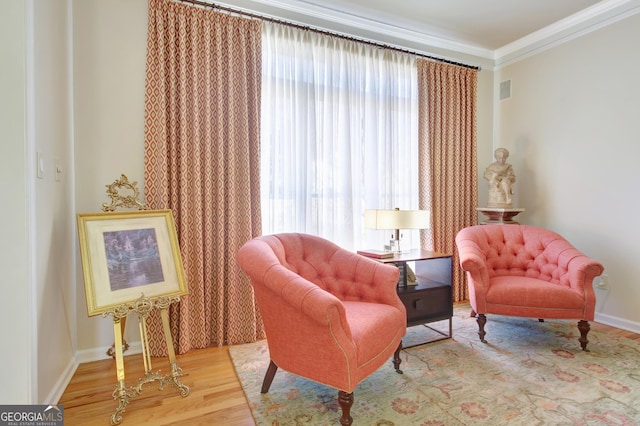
417,60,478,303
143,0,264,355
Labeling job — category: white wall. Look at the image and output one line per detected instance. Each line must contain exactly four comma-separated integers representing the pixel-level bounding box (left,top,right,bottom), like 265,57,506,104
496,13,640,331
0,0,76,404
73,0,149,357
1,0,33,404
476,71,494,210
33,0,77,403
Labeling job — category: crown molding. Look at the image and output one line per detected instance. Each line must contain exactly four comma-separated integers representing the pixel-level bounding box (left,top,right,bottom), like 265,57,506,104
218,0,494,65
218,0,640,69
494,0,640,67
258,0,493,56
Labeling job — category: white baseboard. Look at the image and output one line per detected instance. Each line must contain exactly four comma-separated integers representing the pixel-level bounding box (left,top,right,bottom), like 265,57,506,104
76,341,143,364
49,356,78,404
53,341,144,403
595,312,640,335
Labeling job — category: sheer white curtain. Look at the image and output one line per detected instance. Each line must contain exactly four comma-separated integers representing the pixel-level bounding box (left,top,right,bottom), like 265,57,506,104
261,22,419,250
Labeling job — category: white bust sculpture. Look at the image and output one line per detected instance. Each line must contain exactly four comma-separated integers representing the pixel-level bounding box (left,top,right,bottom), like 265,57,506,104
484,147,516,208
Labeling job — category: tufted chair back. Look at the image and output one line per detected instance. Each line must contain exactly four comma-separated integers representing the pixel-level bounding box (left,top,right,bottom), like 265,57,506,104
461,224,587,288
257,232,394,302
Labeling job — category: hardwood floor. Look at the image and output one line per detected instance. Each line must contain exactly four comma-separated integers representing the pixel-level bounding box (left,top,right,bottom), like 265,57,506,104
60,346,255,426
60,322,640,426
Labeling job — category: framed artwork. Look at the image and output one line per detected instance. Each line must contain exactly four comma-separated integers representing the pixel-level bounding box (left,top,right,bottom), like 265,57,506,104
77,209,188,316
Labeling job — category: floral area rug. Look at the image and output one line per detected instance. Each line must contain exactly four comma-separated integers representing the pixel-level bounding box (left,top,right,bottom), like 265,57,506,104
229,305,640,425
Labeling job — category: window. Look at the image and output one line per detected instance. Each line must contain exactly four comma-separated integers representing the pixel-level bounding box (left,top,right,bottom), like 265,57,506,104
261,22,419,250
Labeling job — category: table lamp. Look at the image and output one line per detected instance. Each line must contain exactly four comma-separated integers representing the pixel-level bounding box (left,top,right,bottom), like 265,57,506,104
364,207,430,253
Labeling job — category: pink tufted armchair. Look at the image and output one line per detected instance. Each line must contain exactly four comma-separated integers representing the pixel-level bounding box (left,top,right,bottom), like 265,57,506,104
237,233,406,425
455,224,604,350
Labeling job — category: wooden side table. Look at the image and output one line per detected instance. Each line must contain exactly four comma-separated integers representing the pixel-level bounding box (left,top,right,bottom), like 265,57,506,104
376,250,453,347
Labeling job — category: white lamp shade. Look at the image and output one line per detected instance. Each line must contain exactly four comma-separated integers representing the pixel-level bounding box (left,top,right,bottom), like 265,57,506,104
364,209,430,230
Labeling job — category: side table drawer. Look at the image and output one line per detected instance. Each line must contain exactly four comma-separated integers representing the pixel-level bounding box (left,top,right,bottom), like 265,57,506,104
399,285,452,325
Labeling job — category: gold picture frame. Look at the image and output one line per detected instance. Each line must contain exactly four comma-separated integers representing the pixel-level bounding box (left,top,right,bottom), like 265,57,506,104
77,209,188,316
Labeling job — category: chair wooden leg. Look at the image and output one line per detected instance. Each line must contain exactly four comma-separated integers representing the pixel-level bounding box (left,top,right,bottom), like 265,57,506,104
578,320,591,351
393,341,403,374
477,314,487,343
261,360,278,393
338,390,353,426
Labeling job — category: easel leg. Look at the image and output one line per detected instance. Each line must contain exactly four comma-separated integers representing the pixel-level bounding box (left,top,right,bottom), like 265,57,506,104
160,307,190,396
107,317,129,358
138,313,152,375
111,317,134,425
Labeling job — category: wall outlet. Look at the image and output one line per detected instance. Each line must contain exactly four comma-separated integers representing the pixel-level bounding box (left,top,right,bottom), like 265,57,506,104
55,158,62,182
595,274,610,291
37,152,45,179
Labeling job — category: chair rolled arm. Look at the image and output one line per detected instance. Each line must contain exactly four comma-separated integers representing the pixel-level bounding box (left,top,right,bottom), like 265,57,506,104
455,236,491,292
566,254,604,293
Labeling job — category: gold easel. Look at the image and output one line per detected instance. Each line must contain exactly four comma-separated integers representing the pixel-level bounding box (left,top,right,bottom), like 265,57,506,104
98,175,190,424
102,174,149,358
105,294,189,425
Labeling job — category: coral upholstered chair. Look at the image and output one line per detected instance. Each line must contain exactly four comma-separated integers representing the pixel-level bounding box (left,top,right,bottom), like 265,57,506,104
455,225,604,351
237,233,406,426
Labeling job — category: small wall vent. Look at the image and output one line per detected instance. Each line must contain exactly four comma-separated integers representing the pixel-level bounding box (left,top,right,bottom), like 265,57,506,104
500,80,511,100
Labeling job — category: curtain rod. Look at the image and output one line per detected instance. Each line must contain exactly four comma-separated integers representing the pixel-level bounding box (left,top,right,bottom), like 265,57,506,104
173,0,480,71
